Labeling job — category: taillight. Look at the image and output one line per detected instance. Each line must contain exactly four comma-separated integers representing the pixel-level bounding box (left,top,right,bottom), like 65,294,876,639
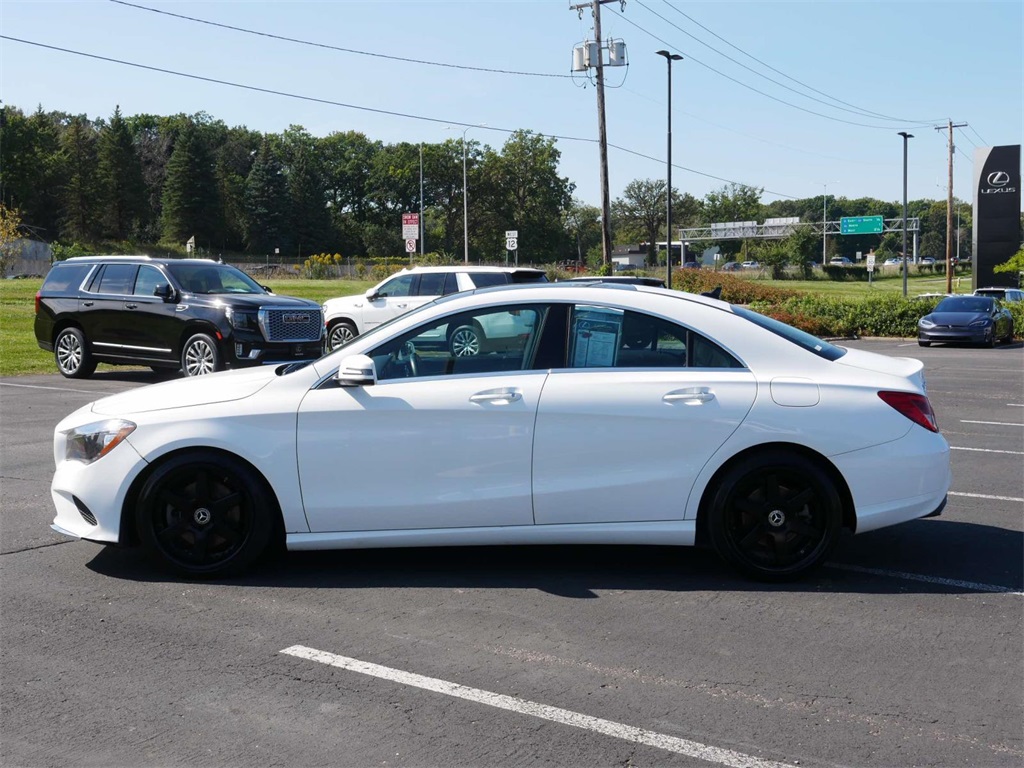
34,291,41,315
878,391,939,433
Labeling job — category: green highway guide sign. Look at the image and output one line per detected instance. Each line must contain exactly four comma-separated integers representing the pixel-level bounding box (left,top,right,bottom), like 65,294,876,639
840,215,884,235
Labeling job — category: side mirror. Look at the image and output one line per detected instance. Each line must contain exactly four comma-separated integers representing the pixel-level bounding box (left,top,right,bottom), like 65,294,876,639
153,283,176,301
365,288,380,301
335,354,377,387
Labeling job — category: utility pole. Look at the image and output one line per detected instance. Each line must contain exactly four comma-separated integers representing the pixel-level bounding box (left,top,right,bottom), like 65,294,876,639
571,0,624,268
935,120,967,294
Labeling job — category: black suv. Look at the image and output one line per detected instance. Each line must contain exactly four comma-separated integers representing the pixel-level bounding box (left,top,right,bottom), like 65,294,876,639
34,256,324,378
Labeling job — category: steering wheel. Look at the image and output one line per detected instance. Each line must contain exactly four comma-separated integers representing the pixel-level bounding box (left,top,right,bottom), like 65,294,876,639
390,340,418,377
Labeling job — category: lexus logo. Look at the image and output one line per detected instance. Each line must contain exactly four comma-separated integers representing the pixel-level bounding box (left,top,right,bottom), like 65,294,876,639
987,171,1010,187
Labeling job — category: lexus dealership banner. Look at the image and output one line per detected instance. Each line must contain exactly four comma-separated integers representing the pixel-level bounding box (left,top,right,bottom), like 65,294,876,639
972,145,1021,288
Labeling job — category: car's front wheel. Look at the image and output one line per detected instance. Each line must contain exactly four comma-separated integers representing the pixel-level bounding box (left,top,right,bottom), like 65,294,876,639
54,327,97,379
135,451,274,578
328,320,358,351
449,324,483,357
181,333,223,377
707,452,843,581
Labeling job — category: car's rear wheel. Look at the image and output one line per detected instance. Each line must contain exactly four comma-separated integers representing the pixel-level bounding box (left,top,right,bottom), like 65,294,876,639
449,324,482,357
707,452,843,581
54,327,97,379
181,333,223,377
328,320,358,351
135,451,273,578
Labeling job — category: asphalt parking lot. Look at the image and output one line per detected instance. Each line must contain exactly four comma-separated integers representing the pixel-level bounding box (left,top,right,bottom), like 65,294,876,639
2,339,1022,768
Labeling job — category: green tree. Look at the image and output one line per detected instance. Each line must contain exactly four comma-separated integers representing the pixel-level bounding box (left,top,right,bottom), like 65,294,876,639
160,121,222,247
702,183,764,259
59,115,100,241
97,106,146,239
0,202,24,275
612,178,665,265
244,138,289,255
564,198,602,266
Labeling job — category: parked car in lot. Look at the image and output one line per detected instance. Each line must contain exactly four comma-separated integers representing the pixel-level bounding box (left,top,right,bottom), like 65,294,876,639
917,295,1014,347
34,257,323,378
919,257,937,265
564,276,667,288
741,260,760,269
719,262,742,272
974,287,1023,303
49,282,950,582
884,258,902,266
829,256,854,266
322,266,547,350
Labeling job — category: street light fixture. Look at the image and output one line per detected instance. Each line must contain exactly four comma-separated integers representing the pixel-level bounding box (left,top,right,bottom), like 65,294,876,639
447,124,485,263
898,132,913,297
656,50,683,289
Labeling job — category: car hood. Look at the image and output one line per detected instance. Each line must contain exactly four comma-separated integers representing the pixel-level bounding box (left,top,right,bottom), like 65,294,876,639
923,311,988,326
197,294,319,309
834,347,925,388
90,366,279,416
323,294,364,310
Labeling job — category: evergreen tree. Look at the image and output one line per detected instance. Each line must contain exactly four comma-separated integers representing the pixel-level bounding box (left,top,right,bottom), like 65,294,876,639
243,138,288,255
160,122,222,246
98,106,146,239
287,142,331,257
59,115,100,241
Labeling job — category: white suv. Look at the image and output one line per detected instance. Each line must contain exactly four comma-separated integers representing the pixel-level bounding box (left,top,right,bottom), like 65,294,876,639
323,266,547,350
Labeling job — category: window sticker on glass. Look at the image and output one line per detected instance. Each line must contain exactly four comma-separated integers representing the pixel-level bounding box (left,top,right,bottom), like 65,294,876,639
570,306,624,367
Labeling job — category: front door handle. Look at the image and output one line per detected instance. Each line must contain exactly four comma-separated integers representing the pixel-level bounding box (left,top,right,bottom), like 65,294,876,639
470,387,522,405
663,387,715,405
82,301,94,307
125,303,138,310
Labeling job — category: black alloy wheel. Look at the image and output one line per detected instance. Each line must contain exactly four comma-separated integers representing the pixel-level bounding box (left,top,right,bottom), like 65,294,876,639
708,452,842,581
136,452,273,578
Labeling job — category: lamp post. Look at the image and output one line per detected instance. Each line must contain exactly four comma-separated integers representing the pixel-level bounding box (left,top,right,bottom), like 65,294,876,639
447,124,484,263
821,181,838,265
656,50,683,289
898,132,913,297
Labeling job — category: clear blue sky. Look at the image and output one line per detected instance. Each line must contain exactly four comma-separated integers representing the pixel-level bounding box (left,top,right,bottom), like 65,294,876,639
2,0,1021,211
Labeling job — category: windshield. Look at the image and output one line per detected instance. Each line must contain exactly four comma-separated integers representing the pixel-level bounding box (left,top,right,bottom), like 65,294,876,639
935,297,993,313
166,263,267,295
732,305,847,361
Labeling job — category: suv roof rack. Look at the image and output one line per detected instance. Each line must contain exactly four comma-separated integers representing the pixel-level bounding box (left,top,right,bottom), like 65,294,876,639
65,255,152,262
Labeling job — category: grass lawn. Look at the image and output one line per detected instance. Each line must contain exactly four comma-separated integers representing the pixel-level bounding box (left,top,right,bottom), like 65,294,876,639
0,271,965,378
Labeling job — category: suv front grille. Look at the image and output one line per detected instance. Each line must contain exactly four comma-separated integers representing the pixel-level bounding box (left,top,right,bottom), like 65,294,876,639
258,308,323,342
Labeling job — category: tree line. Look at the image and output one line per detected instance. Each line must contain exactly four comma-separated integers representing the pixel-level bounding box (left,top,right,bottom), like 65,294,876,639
0,105,971,266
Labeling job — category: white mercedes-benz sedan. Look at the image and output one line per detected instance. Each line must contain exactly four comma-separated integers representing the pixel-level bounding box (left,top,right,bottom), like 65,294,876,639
49,282,951,581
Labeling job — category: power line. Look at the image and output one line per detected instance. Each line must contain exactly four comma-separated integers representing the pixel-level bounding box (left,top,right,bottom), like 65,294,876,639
967,124,989,146
0,34,800,200
654,0,945,125
605,5,934,131
108,0,572,80
955,126,978,149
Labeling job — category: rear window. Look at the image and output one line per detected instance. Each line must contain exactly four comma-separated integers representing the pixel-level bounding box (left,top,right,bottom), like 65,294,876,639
732,305,847,361
508,271,548,284
41,263,93,294
468,273,509,289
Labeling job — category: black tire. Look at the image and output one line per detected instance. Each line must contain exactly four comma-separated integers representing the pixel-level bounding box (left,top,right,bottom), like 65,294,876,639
918,340,931,347
54,327,97,379
985,330,996,349
448,324,483,357
328,320,358,351
135,451,274,578
707,452,843,581
181,333,223,377
1003,322,1014,344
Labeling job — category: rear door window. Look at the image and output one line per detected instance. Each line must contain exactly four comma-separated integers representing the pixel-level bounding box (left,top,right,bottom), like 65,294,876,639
416,272,446,297
92,264,138,295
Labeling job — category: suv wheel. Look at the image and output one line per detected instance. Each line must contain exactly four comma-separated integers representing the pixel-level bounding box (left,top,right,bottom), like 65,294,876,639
328,320,358,351
449,324,482,357
181,333,223,377
54,327,97,379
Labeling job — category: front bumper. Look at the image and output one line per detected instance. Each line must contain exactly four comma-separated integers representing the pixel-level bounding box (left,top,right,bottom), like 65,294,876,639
918,326,992,344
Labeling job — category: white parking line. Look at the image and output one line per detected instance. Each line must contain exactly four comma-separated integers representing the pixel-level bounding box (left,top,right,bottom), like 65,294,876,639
825,564,1023,595
280,645,798,768
960,420,1024,427
949,491,1024,503
950,446,1024,455
0,382,116,396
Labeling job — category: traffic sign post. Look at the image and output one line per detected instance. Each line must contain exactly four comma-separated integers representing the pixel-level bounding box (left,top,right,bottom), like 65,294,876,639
402,213,420,241
405,238,417,253
505,230,519,265
840,216,884,235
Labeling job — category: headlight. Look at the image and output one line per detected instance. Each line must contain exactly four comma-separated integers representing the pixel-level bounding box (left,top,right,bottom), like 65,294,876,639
225,307,259,331
62,419,136,464
919,318,935,328
969,319,992,327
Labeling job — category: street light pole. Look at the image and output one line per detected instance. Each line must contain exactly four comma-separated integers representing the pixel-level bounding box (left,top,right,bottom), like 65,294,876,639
656,50,683,289
898,132,913,297
448,124,484,264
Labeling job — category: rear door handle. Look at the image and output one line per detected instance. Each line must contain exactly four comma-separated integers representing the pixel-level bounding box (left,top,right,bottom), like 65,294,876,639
663,387,715,405
82,301,94,307
125,303,138,310
470,387,522,405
